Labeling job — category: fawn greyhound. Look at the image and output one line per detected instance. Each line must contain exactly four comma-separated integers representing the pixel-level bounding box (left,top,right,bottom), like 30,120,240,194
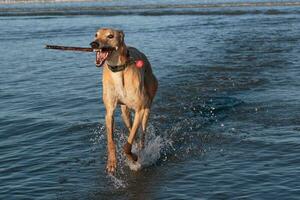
90,28,158,173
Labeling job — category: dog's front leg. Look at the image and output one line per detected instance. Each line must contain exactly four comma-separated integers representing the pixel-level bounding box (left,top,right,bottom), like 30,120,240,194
105,105,117,173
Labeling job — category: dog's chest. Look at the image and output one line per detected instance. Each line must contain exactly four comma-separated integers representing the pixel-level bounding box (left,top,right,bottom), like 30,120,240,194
111,72,137,108
110,72,125,98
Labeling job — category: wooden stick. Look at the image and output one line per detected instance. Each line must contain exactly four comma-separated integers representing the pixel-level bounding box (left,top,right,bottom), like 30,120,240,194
45,45,94,52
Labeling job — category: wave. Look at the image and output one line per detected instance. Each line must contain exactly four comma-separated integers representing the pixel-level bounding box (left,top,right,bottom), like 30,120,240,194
0,8,299,17
1,2,300,16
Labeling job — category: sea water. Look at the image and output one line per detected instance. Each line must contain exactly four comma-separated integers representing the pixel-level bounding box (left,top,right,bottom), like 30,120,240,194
1,0,300,199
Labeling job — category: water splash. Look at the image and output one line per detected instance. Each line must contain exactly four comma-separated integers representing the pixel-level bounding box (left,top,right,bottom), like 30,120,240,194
91,123,173,189
107,174,127,189
125,124,172,171
127,133,166,171
89,124,105,152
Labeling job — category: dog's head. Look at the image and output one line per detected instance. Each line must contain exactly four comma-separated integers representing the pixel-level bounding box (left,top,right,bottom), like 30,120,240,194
90,28,125,67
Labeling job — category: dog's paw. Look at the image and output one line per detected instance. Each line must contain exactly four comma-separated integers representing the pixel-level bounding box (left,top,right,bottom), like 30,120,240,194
125,152,138,162
106,155,117,173
126,157,141,171
123,142,138,162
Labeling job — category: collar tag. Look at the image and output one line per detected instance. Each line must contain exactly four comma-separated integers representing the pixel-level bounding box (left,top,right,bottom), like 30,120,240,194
135,60,144,68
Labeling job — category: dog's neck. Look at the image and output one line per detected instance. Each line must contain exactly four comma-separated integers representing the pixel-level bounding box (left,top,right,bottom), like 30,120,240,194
106,45,128,67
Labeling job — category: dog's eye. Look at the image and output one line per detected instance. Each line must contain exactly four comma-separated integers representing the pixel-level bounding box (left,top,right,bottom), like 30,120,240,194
107,34,114,39
95,33,97,37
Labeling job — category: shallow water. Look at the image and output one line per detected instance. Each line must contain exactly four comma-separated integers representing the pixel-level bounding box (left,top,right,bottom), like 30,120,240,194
1,1,300,199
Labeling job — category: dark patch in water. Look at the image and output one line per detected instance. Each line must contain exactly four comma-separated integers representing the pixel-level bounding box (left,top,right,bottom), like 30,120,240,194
189,96,243,115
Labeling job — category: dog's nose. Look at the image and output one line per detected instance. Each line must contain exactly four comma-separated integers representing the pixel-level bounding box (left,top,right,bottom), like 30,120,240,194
90,41,99,49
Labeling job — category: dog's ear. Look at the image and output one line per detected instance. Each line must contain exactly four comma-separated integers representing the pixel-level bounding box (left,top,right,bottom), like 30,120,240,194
118,30,125,44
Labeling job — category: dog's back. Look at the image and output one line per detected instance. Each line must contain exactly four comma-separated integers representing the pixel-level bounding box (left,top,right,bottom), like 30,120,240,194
127,46,158,104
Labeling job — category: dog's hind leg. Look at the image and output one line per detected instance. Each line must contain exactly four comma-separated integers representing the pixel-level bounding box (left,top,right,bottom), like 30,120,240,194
123,109,145,161
121,105,132,132
140,108,150,149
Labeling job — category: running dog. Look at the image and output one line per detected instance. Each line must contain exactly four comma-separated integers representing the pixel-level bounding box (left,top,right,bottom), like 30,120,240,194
90,28,158,173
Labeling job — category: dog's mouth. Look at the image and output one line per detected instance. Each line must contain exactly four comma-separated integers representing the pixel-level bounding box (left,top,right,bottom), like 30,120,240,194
95,46,116,67
95,50,109,67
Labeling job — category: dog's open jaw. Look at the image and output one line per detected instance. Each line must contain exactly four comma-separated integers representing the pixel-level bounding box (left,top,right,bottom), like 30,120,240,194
95,50,109,67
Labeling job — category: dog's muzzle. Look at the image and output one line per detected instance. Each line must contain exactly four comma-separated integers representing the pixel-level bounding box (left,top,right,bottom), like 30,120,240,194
90,41,116,51
90,41,99,49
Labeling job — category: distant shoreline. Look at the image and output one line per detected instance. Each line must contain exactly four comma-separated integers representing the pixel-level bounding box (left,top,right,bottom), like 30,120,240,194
0,0,111,4
1,0,300,7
